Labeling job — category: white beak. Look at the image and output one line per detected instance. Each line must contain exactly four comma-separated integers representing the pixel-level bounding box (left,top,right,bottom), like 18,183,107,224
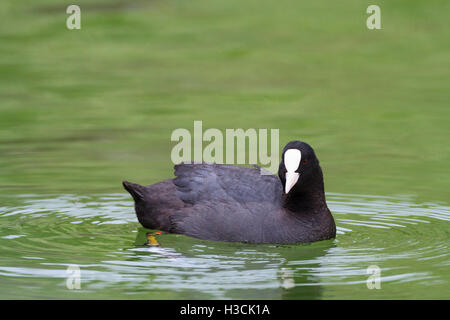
284,149,302,194
285,171,299,194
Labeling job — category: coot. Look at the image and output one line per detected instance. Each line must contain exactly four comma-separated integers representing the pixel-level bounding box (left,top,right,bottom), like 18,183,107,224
123,140,336,243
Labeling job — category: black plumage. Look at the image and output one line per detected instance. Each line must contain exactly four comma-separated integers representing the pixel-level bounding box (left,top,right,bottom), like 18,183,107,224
123,140,336,243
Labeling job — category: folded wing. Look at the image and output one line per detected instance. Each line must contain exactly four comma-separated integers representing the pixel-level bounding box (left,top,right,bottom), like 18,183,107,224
173,163,282,206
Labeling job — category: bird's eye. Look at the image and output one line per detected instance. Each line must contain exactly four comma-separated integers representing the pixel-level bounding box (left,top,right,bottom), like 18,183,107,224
303,160,308,165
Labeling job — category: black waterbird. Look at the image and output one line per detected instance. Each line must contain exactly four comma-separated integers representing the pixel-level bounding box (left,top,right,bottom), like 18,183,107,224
123,141,336,243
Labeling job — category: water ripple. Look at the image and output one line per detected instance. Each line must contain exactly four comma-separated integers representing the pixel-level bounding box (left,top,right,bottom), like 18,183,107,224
0,192,448,299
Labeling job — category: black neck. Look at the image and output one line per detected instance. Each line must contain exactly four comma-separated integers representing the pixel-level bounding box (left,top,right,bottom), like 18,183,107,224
282,170,327,213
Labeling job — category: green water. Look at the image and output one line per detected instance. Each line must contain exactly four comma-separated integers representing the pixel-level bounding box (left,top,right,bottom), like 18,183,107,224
0,0,449,299
0,193,448,299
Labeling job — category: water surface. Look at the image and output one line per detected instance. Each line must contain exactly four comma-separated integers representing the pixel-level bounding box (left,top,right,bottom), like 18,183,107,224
0,192,448,299
0,0,449,300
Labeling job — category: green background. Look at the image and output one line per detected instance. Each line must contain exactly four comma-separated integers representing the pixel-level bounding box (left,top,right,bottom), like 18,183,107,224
1,0,449,201
0,0,449,300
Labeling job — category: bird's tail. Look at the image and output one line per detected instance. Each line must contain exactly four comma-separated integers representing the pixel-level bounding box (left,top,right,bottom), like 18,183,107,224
122,181,146,202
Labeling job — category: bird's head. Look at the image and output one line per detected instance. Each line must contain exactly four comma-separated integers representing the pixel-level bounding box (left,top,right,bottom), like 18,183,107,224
278,140,323,194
